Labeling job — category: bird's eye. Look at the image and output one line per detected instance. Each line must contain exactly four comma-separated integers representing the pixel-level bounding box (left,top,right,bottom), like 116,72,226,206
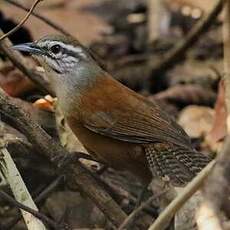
50,44,61,54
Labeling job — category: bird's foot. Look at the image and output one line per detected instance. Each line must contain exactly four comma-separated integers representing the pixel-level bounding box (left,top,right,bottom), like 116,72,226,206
52,151,100,170
51,152,79,170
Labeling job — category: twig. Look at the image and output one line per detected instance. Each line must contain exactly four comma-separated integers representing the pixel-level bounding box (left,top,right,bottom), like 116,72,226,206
0,29,54,94
0,0,43,41
36,175,65,202
4,0,72,37
0,191,63,229
0,147,47,230
118,190,168,230
148,160,215,230
149,0,224,81
0,88,127,227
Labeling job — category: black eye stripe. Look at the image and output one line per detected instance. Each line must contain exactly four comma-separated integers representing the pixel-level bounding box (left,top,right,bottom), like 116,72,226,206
41,42,84,60
65,49,77,57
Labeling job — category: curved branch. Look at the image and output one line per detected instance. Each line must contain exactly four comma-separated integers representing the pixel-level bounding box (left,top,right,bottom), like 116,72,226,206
0,0,43,41
4,0,72,37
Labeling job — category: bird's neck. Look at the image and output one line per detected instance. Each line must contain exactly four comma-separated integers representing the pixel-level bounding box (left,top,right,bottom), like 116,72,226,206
48,61,104,116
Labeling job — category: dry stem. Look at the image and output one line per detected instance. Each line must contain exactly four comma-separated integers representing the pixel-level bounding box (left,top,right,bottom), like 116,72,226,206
0,0,43,41
4,0,72,37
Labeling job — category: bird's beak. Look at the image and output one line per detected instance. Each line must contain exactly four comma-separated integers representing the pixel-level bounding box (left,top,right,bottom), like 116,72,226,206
12,42,43,55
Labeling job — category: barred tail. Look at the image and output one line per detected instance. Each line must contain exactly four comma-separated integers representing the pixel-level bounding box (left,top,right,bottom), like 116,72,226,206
144,143,211,187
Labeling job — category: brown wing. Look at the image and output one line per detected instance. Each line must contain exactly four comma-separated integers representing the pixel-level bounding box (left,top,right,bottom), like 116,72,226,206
83,93,191,148
82,97,212,187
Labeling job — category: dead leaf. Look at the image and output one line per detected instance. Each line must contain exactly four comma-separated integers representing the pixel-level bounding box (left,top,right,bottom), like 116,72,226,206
0,62,35,97
206,80,227,152
33,95,55,112
178,105,214,139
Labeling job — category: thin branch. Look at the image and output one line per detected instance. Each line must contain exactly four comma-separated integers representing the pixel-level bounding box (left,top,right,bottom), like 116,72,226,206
0,0,43,41
4,0,72,37
118,190,168,230
0,88,127,227
148,160,215,230
0,191,63,230
35,175,65,202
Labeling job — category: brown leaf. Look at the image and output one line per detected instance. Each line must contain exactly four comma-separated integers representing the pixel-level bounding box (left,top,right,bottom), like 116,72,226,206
33,95,55,112
178,105,214,139
206,80,227,147
0,62,35,97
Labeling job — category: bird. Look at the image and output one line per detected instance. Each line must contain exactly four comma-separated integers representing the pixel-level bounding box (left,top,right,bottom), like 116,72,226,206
12,34,210,186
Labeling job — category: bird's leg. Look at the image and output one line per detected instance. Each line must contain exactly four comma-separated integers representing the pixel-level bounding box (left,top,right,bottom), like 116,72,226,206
135,183,150,208
51,150,106,171
51,151,79,169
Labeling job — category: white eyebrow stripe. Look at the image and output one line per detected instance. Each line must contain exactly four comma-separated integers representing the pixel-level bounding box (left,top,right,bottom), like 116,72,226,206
41,41,86,58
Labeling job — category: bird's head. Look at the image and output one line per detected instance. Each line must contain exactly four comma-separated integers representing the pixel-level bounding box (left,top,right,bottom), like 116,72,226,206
12,34,94,75
12,34,104,103
12,34,105,112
